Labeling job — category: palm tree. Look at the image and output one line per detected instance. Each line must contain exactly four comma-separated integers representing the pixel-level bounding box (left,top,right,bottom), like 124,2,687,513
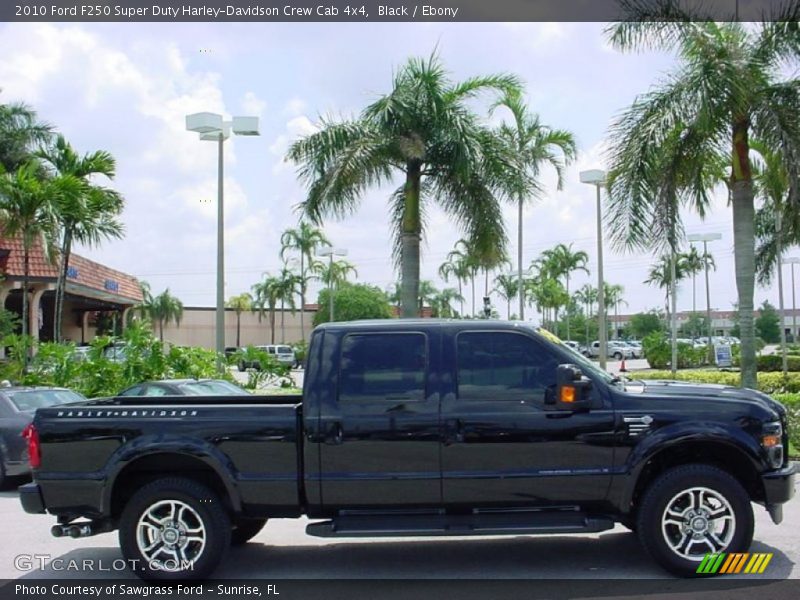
252,276,282,344
135,281,153,324
149,289,183,342
681,246,715,318
605,11,800,387
37,135,124,341
417,280,438,316
645,255,688,326
276,267,300,344
317,259,358,289
604,283,627,340
438,255,470,317
492,90,577,321
574,284,598,344
279,222,329,342
430,288,464,318
226,292,253,347
493,273,519,320
0,100,52,173
286,53,518,318
540,243,589,341
0,162,62,364
443,240,478,316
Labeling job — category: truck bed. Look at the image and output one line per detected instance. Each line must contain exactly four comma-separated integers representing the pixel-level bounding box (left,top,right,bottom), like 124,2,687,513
33,395,303,518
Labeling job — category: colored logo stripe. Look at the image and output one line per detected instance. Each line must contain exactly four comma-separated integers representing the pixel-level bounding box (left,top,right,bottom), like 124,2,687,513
697,553,773,575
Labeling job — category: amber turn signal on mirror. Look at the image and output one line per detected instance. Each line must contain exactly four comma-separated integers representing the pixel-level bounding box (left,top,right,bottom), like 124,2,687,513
560,385,576,403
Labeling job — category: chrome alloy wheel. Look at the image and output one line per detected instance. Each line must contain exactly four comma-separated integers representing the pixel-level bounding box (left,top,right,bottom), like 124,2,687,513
135,499,206,571
661,486,736,561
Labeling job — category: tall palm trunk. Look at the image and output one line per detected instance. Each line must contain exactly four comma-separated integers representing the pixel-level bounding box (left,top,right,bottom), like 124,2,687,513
280,299,286,343
517,194,524,321
565,275,571,341
269,304,276,344
732,121,757,389
159,318,164,342
458,280,464,317
471,275,476,317
53,228,73,342
22,243,30,368
299,254,305,341
235,312,241,347
400,163,422,318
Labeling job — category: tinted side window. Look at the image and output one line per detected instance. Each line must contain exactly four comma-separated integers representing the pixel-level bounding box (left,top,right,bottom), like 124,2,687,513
457,332,558,404
338,333,426,402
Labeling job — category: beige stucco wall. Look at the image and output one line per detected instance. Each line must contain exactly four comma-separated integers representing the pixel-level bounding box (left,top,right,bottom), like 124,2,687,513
156,308,318,348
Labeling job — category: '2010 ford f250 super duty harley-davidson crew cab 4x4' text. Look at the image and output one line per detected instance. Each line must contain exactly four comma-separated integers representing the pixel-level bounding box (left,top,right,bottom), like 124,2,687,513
19,320,796,580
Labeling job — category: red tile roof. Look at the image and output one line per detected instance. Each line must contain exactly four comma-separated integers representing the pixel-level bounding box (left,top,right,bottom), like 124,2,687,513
0,233,142,303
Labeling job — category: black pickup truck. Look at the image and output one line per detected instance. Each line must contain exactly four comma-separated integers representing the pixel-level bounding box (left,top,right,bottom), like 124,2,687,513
19,320,796,580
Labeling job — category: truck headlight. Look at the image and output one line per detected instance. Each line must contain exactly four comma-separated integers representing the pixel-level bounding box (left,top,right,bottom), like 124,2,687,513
762,421,784,468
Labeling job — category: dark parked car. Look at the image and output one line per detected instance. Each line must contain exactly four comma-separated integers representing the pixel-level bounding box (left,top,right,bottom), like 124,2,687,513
118,379,249,397
0,386,86,488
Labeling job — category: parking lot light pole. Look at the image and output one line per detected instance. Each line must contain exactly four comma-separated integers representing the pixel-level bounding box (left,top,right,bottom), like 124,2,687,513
186,113,259,373
316,247,348,322
580,169,607,370
688,232,722,363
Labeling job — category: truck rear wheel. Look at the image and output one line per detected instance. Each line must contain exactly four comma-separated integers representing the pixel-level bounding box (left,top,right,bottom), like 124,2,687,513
636,464,753,577
231,518,267,545
119,477,231,580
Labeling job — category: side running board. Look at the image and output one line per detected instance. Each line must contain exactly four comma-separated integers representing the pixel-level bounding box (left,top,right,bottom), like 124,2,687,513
306,512,614,538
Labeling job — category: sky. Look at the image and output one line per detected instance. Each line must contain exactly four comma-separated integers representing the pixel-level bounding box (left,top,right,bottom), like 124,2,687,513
0,20,791,320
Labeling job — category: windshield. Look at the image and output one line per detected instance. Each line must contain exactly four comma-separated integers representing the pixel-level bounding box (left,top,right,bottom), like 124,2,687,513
526,326,619,387
178,381,250,396
8,389,86,411
276,346,292,354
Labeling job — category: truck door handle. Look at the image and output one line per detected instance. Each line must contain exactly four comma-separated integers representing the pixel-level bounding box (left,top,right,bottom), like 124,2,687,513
325,422,343,445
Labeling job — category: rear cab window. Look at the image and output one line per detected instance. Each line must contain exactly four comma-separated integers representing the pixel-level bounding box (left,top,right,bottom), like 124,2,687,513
338,333,427,402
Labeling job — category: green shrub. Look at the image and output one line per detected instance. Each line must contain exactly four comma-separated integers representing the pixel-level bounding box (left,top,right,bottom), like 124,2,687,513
0,322,238,397
756,354,800,372
636,370,800,393
641,332,707,369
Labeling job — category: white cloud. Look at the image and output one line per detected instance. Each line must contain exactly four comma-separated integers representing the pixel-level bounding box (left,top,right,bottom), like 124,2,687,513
241,91,266,117
283,97,308,116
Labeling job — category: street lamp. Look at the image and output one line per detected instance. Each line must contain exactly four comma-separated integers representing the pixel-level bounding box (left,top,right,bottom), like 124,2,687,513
783,257,800,345
316,246,348,322
186,112,259,372
688,232,722,363
580,169,608,370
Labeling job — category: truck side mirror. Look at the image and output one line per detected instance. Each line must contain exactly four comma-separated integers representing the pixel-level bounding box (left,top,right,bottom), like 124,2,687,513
550,364,592,410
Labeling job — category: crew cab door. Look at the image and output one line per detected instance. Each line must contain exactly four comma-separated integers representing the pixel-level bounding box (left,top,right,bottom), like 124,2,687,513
441,330,616,507
316,329,442,510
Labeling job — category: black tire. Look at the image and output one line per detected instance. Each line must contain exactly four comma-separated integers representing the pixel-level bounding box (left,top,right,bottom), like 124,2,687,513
613,352,623,360
0,455,6,491
119,477,231,581
231,518,267,545
636,464,753,577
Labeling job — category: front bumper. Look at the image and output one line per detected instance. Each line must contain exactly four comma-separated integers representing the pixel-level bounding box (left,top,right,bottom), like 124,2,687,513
762,463,797,505
19,482,46,514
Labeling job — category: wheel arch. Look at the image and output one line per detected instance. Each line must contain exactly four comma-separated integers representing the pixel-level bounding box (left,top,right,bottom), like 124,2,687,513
106,448,241,519
623,436,764,518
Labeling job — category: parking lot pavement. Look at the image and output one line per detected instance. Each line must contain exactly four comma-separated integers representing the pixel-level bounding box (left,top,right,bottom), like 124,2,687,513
1,481,797,580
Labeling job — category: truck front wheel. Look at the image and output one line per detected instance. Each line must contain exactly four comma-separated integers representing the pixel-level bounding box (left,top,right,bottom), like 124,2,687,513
119,477,231,580
231,518,267,545
636,464,753,577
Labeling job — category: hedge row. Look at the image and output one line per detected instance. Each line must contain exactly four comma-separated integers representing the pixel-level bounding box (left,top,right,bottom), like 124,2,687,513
757,354,800,372
634,370,800,393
